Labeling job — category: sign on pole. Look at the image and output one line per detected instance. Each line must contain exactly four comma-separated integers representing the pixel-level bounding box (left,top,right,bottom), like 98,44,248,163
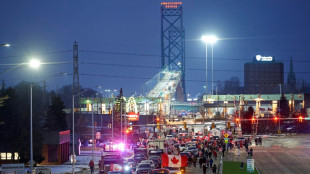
1,163,25,174
224,138,229,144
247,158,255,173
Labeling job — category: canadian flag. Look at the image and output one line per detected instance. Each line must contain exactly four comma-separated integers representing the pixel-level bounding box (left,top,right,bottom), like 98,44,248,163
161,154,187,167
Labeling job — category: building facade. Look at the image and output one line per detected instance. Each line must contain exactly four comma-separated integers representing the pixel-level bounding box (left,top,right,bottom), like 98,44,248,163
244,55,284,94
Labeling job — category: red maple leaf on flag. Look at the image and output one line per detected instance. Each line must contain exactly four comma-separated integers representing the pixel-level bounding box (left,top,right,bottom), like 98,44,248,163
171,156,179,164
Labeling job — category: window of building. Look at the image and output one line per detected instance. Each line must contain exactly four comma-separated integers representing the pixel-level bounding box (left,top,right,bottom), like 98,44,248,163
6,153,12,160
1,153,6,160
14,152,19,160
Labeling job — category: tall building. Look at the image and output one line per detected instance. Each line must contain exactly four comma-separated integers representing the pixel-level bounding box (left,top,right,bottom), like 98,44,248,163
287,57,296,93
244,55,284,94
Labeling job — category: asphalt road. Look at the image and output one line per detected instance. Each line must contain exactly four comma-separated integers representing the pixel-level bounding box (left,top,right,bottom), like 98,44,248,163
254,134,310,174
220,134,310,174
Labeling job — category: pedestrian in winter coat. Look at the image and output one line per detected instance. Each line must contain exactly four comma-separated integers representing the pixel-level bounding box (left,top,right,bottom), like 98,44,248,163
250,147,253,156
212,164,217,173
202,164,207,174
89,160,94,174
199,157,203,168
209,158,213,168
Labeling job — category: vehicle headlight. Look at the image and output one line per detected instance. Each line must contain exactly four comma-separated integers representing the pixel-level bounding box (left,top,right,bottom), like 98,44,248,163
124,165,130,171
177,172,182,174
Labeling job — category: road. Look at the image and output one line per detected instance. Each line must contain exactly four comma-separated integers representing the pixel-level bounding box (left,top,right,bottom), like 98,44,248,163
254,134,310,174
222,134,310,174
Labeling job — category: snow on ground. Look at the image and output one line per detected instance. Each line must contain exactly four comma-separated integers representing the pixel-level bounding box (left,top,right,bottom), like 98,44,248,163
39,151,102,174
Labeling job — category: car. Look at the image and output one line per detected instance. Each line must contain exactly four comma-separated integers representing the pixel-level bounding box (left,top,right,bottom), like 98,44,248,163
186,146,198,155
180,152,191,158
286,126,296,131
151,168,170,174
134,154,147,163
141,160,156,168
148,156,161,168
164,167,182,174
34,167,51,174
136,163,153,174
107,172,124,174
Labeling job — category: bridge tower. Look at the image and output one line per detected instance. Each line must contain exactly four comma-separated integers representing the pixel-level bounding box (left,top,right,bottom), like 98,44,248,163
161,2,186,101
73,41,80,109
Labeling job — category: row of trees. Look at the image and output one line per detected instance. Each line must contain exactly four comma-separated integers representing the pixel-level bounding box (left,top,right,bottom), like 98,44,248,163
241,95,307,134
0,81,67,164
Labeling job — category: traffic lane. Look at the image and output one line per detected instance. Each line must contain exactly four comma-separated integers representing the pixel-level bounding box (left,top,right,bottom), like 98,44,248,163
254,147,310,174
186,166,211,174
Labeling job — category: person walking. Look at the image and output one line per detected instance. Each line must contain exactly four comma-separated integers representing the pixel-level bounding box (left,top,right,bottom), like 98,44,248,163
212,164,217,174
199,156,203,168
188,153,192,167
202,163,207,174
250,147,253,156
89,160,94,174
213,150,217,160
209,158,213,168
192,154,197,167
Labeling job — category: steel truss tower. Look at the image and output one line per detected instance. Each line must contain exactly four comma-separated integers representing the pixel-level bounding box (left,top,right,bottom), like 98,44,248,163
73,41,80,109
161,2,186,101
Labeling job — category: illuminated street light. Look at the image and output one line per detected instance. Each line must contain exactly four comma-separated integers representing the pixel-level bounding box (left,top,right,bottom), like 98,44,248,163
1,43,11,47
201,35,218,44
201,35,218,95
29,59,41,69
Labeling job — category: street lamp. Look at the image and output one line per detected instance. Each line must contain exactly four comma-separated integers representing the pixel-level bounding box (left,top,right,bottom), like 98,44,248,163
29,59,41,174
201,35,218,95
72,85,101,174
1,43,11,47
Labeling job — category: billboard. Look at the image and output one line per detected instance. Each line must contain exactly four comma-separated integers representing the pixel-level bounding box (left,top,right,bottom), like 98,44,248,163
126,112,139,121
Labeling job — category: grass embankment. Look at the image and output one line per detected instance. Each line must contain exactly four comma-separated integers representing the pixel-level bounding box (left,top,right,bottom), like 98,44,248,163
223,161,259,174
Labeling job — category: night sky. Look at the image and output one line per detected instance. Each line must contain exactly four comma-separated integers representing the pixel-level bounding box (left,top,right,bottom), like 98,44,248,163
1,0,310,97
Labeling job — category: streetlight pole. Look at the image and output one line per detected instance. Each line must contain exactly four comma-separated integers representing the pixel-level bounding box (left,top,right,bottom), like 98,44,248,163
121,100,123,141
205,42,208,95
211,44,214,95
5,58,64,174
92,96,94,162
112,102,114,142
72,96,76,174
201,35,218,96
72,86,101,174
30,83,33,174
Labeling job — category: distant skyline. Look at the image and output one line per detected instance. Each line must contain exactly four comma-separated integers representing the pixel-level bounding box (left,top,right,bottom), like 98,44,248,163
1,0,310,96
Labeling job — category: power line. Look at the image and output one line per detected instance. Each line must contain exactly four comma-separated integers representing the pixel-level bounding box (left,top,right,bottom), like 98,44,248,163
0,50,71,60
1,49,310,63
80,61,310,74
80,49,310,62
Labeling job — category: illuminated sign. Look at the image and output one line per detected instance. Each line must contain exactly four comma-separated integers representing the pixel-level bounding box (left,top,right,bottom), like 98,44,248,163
256,55,273,61
161,2,182,9
126,112,139,121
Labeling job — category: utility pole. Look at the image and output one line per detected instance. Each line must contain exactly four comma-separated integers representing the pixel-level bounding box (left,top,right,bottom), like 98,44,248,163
91,97,94,162
121,100,123,141
111,102,114,142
